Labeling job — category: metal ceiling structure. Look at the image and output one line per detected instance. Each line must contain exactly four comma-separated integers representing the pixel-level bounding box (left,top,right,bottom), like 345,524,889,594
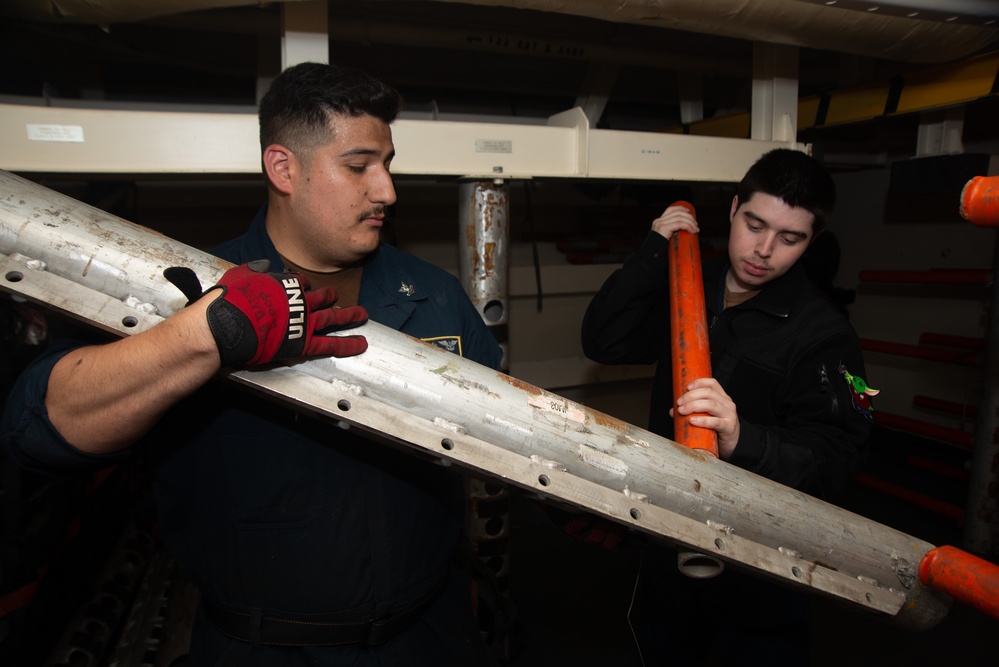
1,0,998,171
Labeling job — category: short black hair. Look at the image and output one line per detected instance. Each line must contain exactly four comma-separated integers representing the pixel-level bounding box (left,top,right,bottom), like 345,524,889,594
736,149,836,235
258,62,402,161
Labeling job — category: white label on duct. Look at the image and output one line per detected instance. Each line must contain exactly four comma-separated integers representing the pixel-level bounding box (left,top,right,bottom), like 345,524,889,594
475,139,512,153
26,124,85,143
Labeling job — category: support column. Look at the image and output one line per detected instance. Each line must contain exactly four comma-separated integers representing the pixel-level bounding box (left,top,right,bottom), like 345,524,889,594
959,171,999,557
751,42,799,143
281,0,329,68
457,179,512,658
964,232,999,557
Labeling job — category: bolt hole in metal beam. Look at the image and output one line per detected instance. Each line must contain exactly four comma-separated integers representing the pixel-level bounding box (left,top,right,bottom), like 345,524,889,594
441,438,455,451
538,474,550,486
630,508,642,521
121,316,138,328
337,399,351,411
4,271,22,282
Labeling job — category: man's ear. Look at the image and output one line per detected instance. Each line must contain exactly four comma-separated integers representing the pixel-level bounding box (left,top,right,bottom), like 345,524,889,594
730,194,740,221
262,144,295,195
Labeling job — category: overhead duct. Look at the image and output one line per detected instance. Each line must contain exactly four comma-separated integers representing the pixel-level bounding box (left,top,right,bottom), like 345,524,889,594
3,0,998,64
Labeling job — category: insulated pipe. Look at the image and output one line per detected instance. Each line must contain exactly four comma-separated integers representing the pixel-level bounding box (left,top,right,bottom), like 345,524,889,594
667,201,722,579
0,169,957,630
920,546,999,621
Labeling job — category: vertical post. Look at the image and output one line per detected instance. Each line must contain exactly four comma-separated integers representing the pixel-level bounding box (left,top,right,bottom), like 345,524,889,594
458,179,510,371
752,42,799,143
457,179,511,658
960,175,999,557
280,0,329,68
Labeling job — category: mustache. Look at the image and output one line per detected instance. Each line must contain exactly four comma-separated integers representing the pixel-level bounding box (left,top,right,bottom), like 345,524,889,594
356,206,387,223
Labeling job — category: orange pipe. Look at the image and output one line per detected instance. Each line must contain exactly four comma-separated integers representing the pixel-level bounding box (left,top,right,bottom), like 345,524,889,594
919,545,999,621
668,201,719,457
960,175,999,227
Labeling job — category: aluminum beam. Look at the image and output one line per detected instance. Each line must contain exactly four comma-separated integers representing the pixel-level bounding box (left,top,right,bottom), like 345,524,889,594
0,169,951,631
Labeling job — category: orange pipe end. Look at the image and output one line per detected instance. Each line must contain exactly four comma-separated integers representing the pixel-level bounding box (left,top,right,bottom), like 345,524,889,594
920,545,999,621
668,201,719,457
960,175,999,227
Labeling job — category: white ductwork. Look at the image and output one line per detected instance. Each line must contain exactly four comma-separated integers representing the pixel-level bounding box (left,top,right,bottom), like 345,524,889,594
3,0,998,63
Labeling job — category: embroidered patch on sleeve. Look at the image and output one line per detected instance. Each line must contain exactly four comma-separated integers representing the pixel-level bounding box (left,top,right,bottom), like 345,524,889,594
422,336,463,356
839,364,878,420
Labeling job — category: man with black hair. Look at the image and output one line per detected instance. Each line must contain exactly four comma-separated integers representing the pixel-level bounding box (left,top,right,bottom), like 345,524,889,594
2,63,501,665
581,148,873,665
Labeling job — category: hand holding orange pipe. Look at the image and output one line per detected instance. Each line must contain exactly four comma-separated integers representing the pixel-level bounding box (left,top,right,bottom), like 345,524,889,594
667,201,719,458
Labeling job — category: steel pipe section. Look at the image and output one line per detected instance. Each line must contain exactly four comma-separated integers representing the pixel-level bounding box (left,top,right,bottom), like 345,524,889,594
457,180,509,325
458,179,509,370
0,169,951,630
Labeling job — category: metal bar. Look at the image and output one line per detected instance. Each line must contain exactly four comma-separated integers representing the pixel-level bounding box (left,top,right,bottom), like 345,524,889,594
874,412,974,449
912,395,978,419
0,169,954,630
860,338,982,366
917,333,985,350
856,269,991,284
854,473,966,524
906,456,970,483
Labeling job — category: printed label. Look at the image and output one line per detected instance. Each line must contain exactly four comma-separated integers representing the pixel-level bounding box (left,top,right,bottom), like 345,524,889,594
27,124,85,143
475,139,513,154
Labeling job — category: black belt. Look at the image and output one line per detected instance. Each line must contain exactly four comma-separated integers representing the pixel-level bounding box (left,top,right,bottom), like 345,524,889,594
202,572,448,647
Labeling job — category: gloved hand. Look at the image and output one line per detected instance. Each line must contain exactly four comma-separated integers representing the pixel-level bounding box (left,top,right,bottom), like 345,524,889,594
164,260,368,366
563,513,628,550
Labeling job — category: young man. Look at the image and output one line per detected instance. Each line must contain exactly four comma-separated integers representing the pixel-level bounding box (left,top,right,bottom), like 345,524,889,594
2,63,501,665
581,148,873,665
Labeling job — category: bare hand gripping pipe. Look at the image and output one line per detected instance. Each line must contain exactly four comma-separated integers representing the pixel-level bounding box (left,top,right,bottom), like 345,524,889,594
0,169,974,631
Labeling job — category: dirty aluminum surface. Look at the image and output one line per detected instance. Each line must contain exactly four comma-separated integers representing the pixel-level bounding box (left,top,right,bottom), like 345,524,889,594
0,169,950,630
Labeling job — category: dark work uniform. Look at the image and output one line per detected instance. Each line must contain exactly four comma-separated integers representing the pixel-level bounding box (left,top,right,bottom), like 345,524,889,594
2,206,502,666
581,230,872,665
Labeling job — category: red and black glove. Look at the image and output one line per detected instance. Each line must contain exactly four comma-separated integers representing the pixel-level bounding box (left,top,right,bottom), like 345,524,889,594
164,260,368,367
